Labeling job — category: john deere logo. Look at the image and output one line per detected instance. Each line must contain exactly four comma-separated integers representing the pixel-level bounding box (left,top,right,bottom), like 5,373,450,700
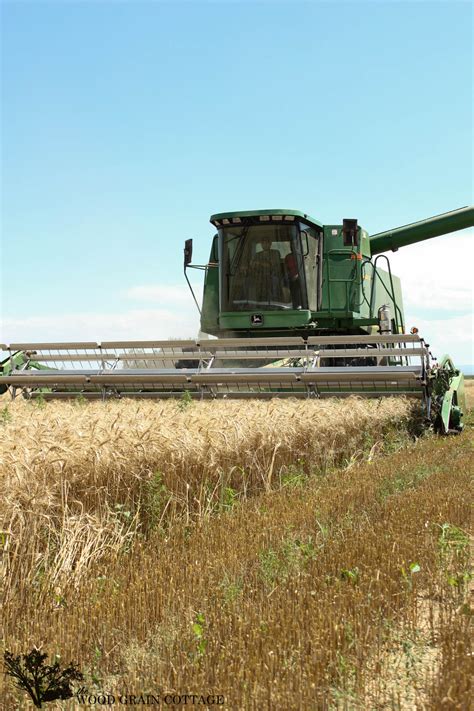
251,314,263,325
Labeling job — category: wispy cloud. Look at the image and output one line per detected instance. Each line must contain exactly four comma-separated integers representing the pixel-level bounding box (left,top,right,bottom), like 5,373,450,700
388,231,473,313
403,313,473,364
1,308,201,344
402,280,471,312
388,230,473,362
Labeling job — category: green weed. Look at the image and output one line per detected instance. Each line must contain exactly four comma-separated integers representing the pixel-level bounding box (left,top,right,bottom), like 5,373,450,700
438,523,469,555
0,405,12,424
143,471,171,530
112,503,133,522
178,390,193,410
280,463,306,489
437,523,471,593
259,535,317,587
33,393,46,409
400,562,421,591
220,485,238,511
379,464,435,500
340,567,360,584
192,612,208,658
220,574,243,604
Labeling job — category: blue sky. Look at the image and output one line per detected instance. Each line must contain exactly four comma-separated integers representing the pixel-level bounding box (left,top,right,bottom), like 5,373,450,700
1,0,473,363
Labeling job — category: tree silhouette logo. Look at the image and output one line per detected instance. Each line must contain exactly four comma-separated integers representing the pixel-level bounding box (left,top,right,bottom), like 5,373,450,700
4,647,83,708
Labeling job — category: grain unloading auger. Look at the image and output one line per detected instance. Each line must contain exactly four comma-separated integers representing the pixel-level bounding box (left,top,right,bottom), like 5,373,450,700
1,206,472,433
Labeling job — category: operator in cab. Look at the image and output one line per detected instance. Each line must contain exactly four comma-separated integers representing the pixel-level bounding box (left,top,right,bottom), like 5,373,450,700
250,235,286,304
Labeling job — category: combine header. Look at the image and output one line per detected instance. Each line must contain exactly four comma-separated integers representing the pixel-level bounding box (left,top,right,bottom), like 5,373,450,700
1,205,472,433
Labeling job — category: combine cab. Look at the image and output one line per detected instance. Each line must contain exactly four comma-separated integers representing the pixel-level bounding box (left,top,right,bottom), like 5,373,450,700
1,205,472,434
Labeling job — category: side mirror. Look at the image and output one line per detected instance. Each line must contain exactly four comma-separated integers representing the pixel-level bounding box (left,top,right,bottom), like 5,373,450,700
184,239,193,268
343,218,358,246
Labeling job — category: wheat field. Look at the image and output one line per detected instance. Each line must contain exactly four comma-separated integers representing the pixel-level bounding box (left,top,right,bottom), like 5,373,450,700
1,397,415,595
0,392,471,709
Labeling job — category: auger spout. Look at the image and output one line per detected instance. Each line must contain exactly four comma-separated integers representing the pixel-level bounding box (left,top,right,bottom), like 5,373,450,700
369,205,474,255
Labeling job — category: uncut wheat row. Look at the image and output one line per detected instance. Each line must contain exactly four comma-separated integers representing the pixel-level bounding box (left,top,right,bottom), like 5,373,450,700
1,397,415,598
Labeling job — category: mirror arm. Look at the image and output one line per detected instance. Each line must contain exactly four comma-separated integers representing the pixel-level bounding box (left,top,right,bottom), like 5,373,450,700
183,239,202,315
184,266,201,315
184,265,202,316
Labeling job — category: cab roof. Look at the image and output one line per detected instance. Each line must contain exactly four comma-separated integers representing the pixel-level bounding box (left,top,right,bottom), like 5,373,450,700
210,209,323,229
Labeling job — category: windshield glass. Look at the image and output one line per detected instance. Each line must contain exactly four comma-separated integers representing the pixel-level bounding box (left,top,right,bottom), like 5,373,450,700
220,223,311,312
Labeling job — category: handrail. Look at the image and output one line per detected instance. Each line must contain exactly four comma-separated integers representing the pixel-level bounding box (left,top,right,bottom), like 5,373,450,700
363,255,405,333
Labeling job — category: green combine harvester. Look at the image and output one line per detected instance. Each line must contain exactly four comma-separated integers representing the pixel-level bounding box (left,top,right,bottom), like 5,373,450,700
1,206,472,433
